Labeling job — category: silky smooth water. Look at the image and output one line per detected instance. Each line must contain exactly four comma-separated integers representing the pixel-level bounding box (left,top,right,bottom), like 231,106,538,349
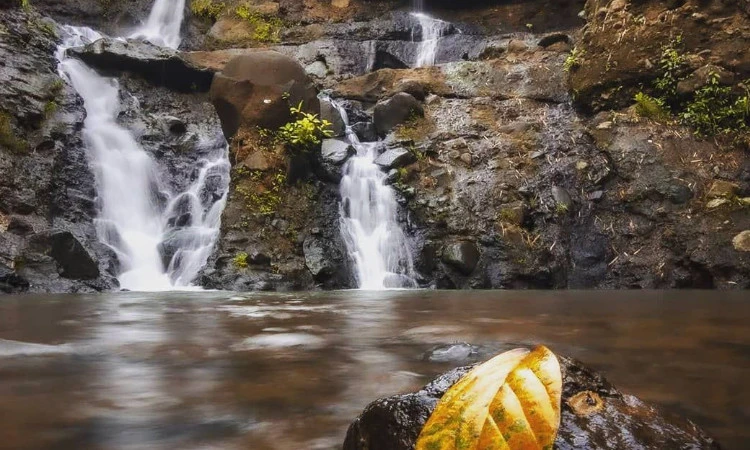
411,12,449,67
130,0,187,49
0,291,747,450
331,99,416,289
56,2,229,291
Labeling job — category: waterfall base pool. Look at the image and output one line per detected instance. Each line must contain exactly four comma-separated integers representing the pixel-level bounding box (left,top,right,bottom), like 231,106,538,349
0,291,747,449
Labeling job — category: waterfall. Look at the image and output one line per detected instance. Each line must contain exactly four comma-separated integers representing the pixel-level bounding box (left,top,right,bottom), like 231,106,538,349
55,1,229,291
328,99,416,290
130,0,187,49
411,13,449,67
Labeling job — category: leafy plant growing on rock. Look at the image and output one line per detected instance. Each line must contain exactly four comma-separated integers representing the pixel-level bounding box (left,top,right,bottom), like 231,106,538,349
232,252,249,269
191,0,225,20
0,112,28,154
235,5,282,43
277,101,333,152
634,92,670,121
654,36,686,102
680,73,750,137
563,47,584,73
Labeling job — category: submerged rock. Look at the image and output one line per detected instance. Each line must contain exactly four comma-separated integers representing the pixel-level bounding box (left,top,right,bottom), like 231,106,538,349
343,354,720,450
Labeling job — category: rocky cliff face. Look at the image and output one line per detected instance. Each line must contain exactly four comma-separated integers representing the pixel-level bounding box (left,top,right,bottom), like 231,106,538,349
0,0,747,292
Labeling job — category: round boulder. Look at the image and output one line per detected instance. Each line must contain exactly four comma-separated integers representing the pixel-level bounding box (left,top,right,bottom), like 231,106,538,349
209,51,319,139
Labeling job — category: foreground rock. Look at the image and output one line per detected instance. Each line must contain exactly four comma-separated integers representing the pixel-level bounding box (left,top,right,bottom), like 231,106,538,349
343,353,720,450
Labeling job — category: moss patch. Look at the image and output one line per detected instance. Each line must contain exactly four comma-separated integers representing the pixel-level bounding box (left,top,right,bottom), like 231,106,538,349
0,112,28,154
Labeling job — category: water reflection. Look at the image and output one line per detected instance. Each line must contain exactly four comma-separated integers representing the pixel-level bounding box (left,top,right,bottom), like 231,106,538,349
0,291,747,449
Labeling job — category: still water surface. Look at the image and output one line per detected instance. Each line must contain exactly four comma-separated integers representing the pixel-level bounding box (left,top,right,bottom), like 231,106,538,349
0,290,748,450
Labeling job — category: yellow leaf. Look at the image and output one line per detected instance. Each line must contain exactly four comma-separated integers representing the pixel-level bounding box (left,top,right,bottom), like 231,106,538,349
416,346,562,450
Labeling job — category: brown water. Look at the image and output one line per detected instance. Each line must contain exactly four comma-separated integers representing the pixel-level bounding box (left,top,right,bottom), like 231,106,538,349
0,290,748,450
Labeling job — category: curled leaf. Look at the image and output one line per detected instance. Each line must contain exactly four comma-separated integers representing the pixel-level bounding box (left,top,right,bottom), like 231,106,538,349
416,346,562,450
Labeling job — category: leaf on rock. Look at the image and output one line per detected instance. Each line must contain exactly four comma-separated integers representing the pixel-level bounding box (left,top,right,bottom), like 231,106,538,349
416,346,562,450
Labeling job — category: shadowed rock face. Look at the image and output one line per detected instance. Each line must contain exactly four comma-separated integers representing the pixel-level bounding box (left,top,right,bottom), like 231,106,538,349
343,355,721,450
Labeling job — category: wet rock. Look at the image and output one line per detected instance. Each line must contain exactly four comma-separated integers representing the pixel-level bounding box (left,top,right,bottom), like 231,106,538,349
49,231,100,280
442,241,480,275
732,231,750,252
343,355,720,450
374,148,416,170
423,343,479,363
68,38,214,92
351,122,377,142
303,235,338,282
320,97,347,137
373,92,424,136
322,139,355,166
0,263,29,294
319,139,355,182
209,51,319,139
538,33,572,48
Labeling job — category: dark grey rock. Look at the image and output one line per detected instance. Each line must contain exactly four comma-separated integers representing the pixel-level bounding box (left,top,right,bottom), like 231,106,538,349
374,148,416,170
68,38,214,92
442,241,480,275
352,122,378,142
552,186,573,208
343,354,720,450
320,97,347,137
49,231,100,280
322,139,355,166
373,93,424,136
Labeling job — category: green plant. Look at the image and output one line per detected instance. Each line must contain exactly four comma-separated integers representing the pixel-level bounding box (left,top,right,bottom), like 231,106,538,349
21,0,30,11
563,47,584,73
634,92,670,121
191,0,224,20
43,101,58,117
235,5,282,43
232,252,249,269
277,101,333,151
0,112,28,154
654,36,686,101
680,73,750,137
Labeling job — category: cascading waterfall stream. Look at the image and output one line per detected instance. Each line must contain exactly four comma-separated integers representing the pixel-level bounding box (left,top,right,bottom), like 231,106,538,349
130,0,187,50
329,99,416,290
55,2,229,291
411,1,449,67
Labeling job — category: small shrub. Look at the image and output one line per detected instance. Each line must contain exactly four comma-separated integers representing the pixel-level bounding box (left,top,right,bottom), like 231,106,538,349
0,112,28,154
654,37,686,100
634,92,670,121
232,252,249,269
235,5,282,43
680,73,750,137
563,47,584,73
20,0,30,11
277,101,333,152
191,0,224,20
43,101,58,117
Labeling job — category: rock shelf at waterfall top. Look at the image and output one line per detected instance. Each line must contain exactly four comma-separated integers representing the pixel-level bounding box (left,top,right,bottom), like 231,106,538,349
0,0,749,294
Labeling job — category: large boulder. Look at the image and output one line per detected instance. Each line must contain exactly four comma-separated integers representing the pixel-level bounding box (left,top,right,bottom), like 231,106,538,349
209,51,319,139
49,231,100,280
441,241,480,275
373,92,423,136
343,354,720,450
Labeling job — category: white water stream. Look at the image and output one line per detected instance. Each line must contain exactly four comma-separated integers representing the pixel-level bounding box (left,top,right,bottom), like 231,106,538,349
55,2,229,291
330,100,416,290
130,0,187,49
